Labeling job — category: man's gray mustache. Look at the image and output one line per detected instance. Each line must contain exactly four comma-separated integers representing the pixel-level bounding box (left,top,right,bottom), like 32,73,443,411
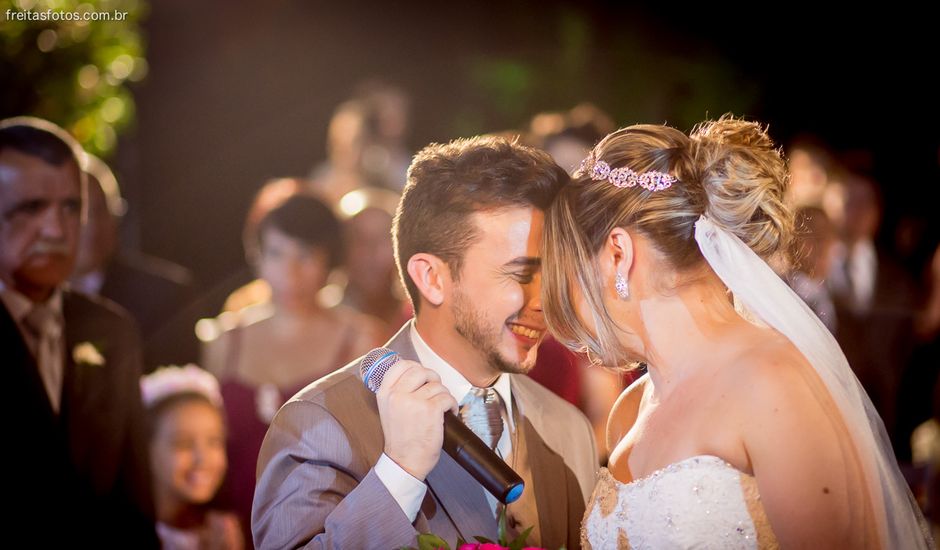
29,242,70,256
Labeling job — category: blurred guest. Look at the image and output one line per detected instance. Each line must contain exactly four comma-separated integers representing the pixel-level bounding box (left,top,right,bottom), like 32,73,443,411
309,83,412,204
787,206,839,332
201,193,383,541
823,170,918,449
917,245,940,342
910,381,940,542
70,153,197,370
897,244,940,463
893,215,931,274
142,365,243,550
308,100,373,205
526,336,582,406
220,178,308,314
310,80,411,198
0,117,157,546
786,136,833,208
332,187,411,340
527,102,614,174
354,79,412,191
825,171,873,312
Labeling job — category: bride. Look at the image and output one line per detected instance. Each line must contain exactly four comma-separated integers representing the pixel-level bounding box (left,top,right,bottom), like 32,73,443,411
540,116,931,548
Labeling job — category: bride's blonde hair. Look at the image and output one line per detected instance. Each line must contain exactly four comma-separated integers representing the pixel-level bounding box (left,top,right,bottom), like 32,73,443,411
541,115,793,369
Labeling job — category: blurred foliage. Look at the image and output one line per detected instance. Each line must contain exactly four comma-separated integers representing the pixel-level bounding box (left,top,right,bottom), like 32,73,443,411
0,0,147,156
453,6,759,136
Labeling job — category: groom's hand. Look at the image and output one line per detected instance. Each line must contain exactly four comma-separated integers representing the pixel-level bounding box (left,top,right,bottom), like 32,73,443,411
377,360,458,481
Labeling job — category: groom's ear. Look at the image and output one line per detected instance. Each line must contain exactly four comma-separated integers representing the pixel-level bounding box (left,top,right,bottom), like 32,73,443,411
407,253,448,307
607,227,635,277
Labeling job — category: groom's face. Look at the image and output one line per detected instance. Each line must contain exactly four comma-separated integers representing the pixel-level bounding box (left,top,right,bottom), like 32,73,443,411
449,206,546,374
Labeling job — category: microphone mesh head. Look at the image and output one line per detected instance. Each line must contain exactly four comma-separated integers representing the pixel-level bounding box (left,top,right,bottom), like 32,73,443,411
359,347,400,393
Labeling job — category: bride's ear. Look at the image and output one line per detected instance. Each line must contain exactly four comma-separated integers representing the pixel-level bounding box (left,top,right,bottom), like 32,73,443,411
606,227,635,278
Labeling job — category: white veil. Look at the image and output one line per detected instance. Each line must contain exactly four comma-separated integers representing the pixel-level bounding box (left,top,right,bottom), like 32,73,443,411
694,215,932,548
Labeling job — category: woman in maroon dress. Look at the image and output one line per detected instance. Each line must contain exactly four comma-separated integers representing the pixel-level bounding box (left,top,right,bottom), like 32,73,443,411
202,193,382,544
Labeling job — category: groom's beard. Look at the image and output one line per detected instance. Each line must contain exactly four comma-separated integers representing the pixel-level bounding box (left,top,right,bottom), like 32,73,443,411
452,286,536,375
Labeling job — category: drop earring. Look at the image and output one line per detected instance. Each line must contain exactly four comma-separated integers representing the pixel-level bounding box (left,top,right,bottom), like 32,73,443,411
615,272,629,299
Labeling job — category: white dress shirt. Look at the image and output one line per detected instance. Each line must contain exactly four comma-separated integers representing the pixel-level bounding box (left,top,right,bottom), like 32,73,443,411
374,324,514,522
847,239,877,312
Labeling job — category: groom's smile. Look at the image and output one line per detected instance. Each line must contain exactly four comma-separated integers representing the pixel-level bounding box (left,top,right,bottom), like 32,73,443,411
447,206,547,377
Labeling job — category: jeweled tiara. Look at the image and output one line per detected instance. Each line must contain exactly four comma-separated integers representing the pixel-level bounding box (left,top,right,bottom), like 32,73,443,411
578,157,677,192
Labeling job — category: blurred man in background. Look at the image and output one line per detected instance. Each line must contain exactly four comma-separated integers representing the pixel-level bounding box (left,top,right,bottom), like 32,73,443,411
70,153,196,370
0,116,157,547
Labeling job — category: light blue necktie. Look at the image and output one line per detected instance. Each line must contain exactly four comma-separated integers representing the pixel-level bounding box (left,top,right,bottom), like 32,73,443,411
459,386,504,450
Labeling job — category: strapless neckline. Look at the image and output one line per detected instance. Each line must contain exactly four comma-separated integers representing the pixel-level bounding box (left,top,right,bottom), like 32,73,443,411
603,454,751,489
584,455,779,549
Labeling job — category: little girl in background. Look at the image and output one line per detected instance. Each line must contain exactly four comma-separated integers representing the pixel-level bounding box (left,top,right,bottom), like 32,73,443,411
141,365,244,550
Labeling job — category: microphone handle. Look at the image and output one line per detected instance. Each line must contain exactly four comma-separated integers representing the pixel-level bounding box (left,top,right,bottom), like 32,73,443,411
441,412,525,504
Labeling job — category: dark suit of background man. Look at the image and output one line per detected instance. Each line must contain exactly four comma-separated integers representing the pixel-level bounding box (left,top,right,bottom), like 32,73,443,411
823,171,918,456
0,117,158,547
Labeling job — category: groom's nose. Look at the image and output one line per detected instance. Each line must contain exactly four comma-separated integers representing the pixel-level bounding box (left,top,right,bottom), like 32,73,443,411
525,271,542,313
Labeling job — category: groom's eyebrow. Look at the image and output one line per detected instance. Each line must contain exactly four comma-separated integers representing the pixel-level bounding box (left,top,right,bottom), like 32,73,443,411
504,257,541,268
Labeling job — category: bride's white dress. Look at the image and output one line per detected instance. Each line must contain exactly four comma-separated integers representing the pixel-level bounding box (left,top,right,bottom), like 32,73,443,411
581,455,779,549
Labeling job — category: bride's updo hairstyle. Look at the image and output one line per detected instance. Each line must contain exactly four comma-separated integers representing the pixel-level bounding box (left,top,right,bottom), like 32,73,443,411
542,115,793,369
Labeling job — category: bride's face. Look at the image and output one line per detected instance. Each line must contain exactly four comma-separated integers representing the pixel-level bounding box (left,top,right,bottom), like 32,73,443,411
567,280,599,341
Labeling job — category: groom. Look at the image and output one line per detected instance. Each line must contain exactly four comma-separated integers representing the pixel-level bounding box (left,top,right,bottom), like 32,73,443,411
253,136,597,549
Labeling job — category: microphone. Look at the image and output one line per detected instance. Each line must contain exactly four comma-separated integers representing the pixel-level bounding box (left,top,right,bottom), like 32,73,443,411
360,347,525,504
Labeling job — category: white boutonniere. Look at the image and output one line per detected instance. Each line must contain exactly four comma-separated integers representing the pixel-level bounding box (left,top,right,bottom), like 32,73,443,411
73,342,105,367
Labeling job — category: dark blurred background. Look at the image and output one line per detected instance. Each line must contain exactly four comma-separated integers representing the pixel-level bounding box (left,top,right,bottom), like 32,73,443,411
5,0,937,301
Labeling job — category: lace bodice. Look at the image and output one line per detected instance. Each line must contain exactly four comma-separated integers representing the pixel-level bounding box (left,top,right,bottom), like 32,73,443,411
582,455,779,549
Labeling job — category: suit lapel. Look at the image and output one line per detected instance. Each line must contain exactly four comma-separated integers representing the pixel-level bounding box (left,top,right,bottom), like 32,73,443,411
60,292,88,466
61,292,89,414
425,454,497,541
512,377,569,546
385,320,419,365
2,300,58,423
60,292,113,469
383,321,497,541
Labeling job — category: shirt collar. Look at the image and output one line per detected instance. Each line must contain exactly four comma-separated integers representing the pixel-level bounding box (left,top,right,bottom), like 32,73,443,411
0,280,64,324
409,323,514,428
